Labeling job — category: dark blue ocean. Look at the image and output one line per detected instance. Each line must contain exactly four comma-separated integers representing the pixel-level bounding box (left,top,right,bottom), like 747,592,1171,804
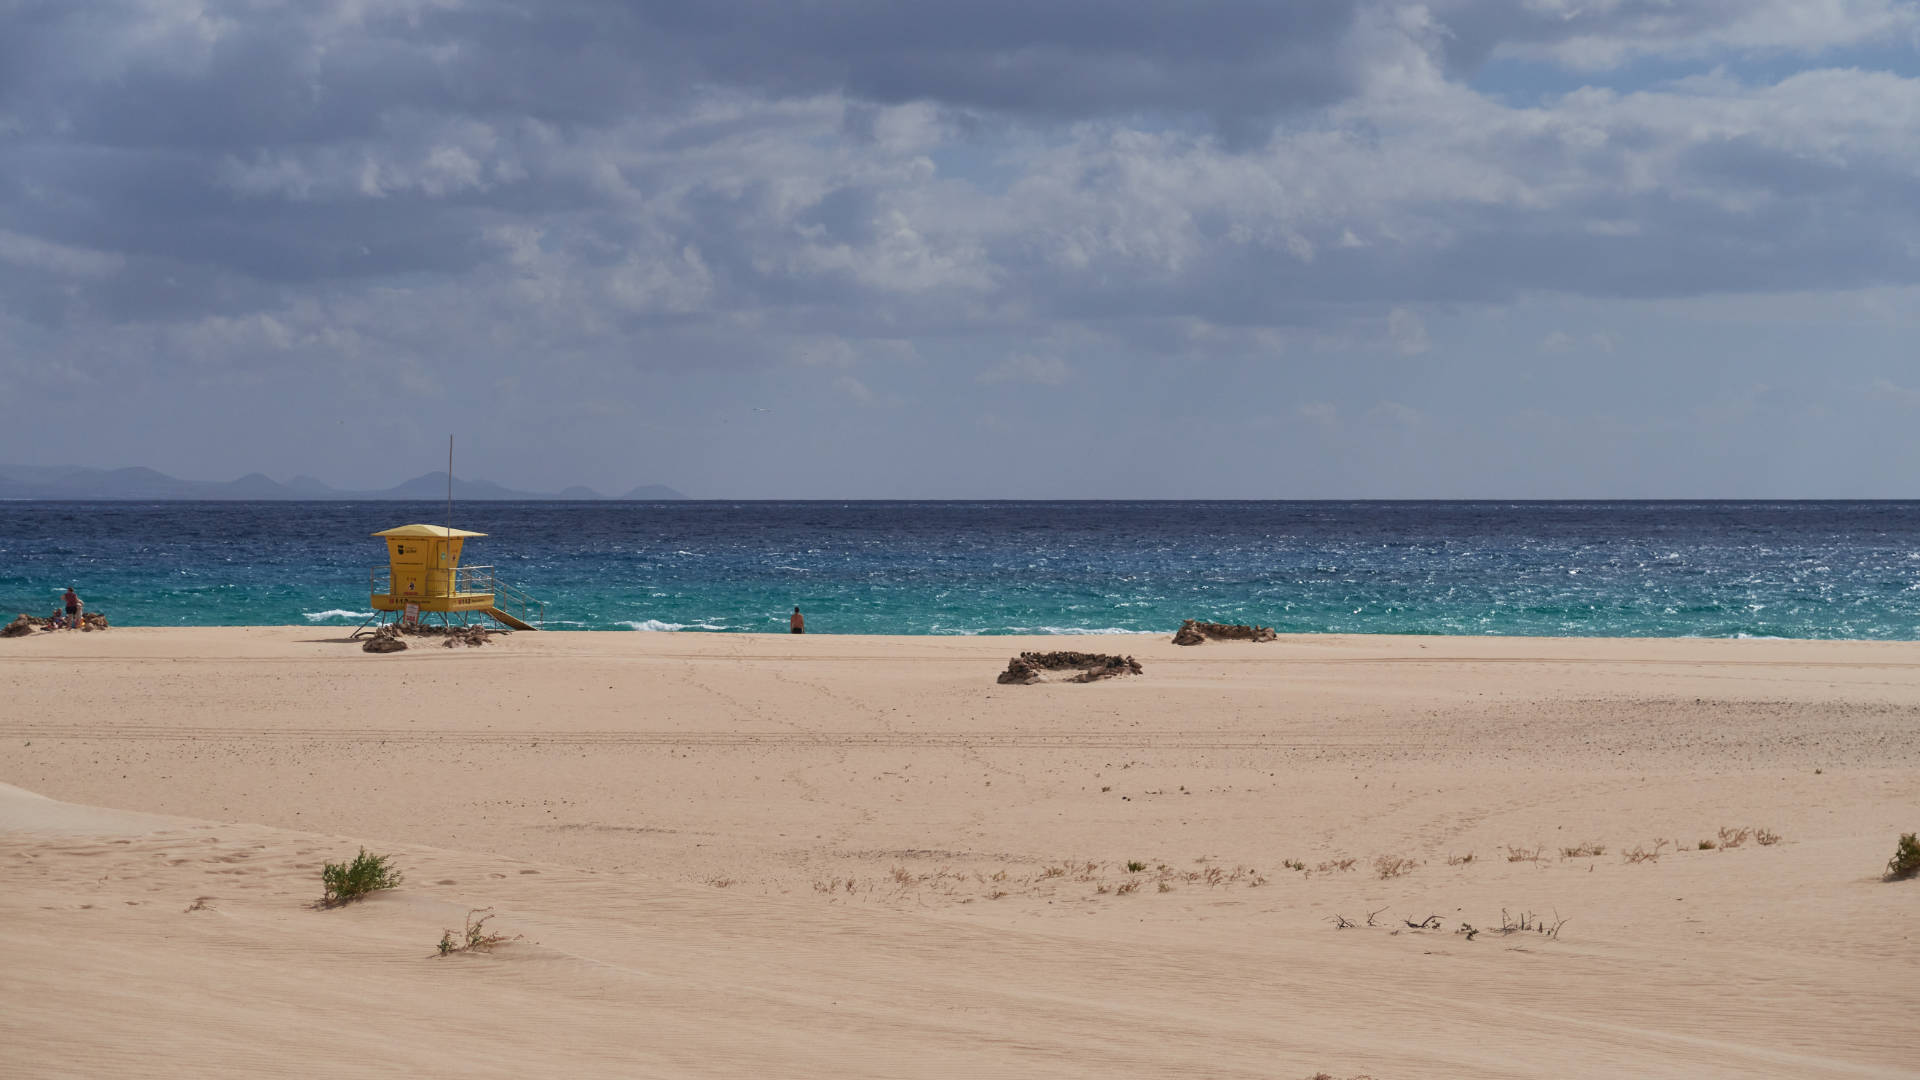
4,501,1919,638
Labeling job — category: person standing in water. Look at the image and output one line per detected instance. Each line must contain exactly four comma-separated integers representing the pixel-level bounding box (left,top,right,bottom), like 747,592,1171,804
790,606,805,634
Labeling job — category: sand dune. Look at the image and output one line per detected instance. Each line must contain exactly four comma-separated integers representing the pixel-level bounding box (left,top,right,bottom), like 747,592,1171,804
3,628,1917,1077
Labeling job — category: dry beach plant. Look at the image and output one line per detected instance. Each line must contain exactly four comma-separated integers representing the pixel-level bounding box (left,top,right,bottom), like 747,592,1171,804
437,908,519,955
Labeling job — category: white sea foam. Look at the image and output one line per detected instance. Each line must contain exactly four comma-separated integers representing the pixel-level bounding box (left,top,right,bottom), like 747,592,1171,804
1022,626,1158,636
622,619,730,632
303,609,373,621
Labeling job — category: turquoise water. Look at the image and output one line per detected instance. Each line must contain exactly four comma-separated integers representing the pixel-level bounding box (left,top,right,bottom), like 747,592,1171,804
4,500,1919,638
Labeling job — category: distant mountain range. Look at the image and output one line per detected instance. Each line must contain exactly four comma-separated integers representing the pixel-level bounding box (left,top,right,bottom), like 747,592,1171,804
0,465,685,501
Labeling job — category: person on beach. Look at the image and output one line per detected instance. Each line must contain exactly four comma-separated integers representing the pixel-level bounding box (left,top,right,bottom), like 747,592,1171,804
791,606,805,634
62,587,81,629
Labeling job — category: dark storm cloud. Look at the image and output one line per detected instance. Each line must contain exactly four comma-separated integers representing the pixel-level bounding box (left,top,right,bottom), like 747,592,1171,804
653,1,1366,116
4,1,1920,499
0,0,1371,146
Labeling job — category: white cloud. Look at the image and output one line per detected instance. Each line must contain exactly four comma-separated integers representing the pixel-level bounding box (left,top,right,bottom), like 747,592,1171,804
221,117,516,201
978,353,1071,386
835,374,876,404
1869,377,1920,408
1389,307,1431,355
0,230,124,278
1541,329,1615,352
1368,399,1425,427
1297,400,1340,426
608,245,714,315
1483,0,1920,71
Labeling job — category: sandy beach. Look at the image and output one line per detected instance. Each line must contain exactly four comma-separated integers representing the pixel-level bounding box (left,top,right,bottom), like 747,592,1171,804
2,627,1916,1078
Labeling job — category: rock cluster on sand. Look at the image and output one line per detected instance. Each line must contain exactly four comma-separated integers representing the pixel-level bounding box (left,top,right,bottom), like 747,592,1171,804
436,625,493,648
360,621,496,652
362,624,409,652
997,651,1144,684
1170,619,1276,646
4,612,110,636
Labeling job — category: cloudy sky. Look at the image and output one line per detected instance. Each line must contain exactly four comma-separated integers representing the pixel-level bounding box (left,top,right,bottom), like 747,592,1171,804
3,1,1919,497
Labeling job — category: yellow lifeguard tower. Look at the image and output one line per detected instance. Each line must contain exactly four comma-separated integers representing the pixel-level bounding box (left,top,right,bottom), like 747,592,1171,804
367,524,542,630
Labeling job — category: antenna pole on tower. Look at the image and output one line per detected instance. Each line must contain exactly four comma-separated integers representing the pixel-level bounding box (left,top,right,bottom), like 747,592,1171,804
446,435,454,536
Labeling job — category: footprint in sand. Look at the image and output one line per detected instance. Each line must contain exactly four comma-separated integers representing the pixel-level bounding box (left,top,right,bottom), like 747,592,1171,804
435,879,458,886
518,869,540,875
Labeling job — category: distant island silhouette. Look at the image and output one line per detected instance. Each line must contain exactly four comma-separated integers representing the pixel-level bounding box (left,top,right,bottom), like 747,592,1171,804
0,465,684,501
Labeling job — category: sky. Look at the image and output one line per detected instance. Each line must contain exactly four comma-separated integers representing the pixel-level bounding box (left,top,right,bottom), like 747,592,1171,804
3,0,1919,498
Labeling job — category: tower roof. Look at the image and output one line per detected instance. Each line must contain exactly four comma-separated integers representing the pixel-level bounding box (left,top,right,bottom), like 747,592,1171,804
371,524,487,539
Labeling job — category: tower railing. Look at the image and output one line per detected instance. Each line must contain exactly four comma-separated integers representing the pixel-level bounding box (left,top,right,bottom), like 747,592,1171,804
487,575,546,629
453,565,546,628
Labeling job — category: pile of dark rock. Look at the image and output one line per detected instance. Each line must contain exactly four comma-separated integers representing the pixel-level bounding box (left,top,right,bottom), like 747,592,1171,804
997,650,1144,685
361,624,409,652
1171,619,1276,646
360,621,496,652
4,611,110,636
436,625,493,648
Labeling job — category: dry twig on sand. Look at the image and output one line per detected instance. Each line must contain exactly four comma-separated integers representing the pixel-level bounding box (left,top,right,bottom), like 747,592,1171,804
1622,840,1671,864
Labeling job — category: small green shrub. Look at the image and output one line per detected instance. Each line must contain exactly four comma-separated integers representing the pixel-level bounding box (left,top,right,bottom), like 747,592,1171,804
1887,833,1920,882
1126,860,1146,873
321,848,403,906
